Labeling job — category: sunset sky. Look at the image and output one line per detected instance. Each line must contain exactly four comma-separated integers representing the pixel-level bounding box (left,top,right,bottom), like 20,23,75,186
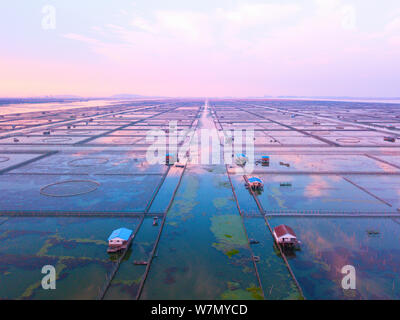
1,0,400,97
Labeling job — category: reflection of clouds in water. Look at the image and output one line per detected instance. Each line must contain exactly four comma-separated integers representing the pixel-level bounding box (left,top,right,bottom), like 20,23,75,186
299,221,358,281
72,151,91,157
330,175,342,182
304,176,331,198
269,175,294,182
376,161,396,173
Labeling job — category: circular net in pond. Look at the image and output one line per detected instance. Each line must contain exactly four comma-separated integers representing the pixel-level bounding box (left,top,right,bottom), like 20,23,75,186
40,180,100,197
0,156,10,163
336,137,361,144
42,137,72,143
68,157,109,167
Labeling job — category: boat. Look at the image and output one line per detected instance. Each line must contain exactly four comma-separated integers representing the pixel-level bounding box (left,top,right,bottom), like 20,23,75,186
273,225,300,250
280,182,292,187
153,217,158,226
174,161,185,168
107,227,133,253
249,239,259,244
384,136,396,142
134,261,148,265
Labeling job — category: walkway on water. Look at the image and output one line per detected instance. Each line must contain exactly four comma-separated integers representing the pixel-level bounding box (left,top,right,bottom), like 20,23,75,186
225,165,265,299
134,108,204,299
135,163,188,300
242,175,305,299
135,102,264,300
97,217,144,300
96,154,187,300
209,102,304,299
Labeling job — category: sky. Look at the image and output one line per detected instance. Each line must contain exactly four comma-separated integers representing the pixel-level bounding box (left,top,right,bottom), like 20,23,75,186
1,0,400,97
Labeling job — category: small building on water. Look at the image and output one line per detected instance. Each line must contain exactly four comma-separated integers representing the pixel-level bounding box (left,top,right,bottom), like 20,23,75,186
273,225,300,249
247,176,264,190
107,227,133,253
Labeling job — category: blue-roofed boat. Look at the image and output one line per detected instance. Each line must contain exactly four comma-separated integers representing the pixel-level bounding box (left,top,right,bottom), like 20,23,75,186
107,227,133,253
247,176,264,190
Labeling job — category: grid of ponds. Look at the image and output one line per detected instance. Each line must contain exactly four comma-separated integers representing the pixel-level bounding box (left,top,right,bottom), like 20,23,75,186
1,98,400,300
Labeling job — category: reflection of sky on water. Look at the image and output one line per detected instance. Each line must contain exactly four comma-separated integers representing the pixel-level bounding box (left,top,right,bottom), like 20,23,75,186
344,175,400,209
252,154,399,173
269,217,400,299
257,174,392,212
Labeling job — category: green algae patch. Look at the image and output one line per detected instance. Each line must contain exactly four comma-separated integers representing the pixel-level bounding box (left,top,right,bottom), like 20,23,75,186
210,215,248,247
112,276,142,286
221,289,256,300
210,215,249,259
227,281,241,291
37,239,54,256
169,175,199,220
242,266,253,274
70,238,107,246
246,285,264,300
226,249,239,258
270,187,288,209
213,197,228,209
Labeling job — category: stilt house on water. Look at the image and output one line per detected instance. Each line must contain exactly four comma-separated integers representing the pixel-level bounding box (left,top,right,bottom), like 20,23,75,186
247,176,264,190
273,225,300,249
107,228,133,253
